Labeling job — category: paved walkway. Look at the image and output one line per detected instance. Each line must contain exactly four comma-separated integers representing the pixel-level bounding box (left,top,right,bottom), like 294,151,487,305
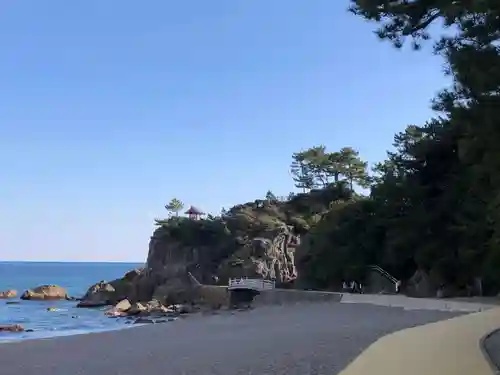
340,293,494,312
483,328,500,374
339,307,500,375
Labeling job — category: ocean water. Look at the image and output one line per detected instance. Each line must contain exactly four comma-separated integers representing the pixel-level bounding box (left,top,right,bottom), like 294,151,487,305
0,261,142,343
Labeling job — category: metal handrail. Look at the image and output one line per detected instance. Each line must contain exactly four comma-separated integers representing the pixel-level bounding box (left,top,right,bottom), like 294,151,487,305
369,265,398,283
369,265,400,292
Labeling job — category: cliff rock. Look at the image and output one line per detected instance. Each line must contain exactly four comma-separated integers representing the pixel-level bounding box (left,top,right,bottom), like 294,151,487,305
217,225,300,285
78,268,145,307
79,188,341,308
404,269,436,298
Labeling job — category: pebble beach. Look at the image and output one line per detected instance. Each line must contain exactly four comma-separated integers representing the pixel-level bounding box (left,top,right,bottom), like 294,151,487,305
0,302,466,375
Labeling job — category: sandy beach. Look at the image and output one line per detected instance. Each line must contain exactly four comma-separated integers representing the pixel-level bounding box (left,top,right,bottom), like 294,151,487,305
0,302,466,375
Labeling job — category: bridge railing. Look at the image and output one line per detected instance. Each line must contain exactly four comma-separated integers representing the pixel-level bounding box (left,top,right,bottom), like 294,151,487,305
228,277,275,291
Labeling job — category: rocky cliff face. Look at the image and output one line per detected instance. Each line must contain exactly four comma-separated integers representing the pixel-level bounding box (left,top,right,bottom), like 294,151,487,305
217,225,300,285
140,212,301,304
79,189,341,308
80,201,311,307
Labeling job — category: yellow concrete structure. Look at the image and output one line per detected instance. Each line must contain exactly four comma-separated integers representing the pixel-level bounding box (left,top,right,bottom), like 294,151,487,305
339,308,500,375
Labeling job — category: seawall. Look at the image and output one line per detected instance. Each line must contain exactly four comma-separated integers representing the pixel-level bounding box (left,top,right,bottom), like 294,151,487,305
219,283,496,312
249,289,494,312
252,288,343,306
339,293,493,312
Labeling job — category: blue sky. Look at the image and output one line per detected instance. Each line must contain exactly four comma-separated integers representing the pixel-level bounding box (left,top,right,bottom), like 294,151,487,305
0,1,448,262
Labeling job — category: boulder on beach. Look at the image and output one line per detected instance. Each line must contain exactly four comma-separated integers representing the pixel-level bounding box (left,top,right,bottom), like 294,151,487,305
20,285,70,300
77,269,144,308
0,324,24,332
125,300,191,316
143,299,174,314
104,299,132,317
77,281,117,307
0,289,17,299
114,299,132,312
104,299,176,318
128,302,147,315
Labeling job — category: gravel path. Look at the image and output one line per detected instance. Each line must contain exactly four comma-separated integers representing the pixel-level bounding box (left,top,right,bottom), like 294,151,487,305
0,303,465,375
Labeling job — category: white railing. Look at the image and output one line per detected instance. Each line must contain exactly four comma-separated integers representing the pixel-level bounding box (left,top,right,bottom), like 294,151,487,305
228,277,275,291
369,265,400,292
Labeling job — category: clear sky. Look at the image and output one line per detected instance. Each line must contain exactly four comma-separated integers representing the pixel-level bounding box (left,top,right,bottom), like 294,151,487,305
0,1,448,262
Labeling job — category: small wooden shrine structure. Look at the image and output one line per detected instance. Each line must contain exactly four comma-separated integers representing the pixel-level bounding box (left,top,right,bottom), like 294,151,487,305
185,206,204,220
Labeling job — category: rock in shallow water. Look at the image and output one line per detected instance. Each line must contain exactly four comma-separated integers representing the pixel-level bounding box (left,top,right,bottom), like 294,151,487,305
0,289,17,299
0,324,25,332
20,285,70,301
77,269,144,308
76,281,117,307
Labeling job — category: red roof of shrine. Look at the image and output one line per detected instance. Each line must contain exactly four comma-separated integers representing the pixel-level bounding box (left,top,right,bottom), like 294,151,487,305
185,206,204,215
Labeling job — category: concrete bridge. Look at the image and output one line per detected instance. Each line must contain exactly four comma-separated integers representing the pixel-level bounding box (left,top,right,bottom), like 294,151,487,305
228,277,275,292
227,264,401,297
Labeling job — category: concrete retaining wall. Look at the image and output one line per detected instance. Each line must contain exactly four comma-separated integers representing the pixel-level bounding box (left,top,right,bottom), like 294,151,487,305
252,288,342,306
248,289,494,312
219,282,496,311
340,293,493,312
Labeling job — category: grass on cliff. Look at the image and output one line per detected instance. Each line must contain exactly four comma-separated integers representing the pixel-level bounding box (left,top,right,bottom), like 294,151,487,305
154,183,352,245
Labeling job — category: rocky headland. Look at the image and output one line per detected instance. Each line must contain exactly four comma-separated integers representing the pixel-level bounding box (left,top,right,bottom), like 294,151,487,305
6,139,499,329
75,188,333,318
5,173,496,334
74,168,500,322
